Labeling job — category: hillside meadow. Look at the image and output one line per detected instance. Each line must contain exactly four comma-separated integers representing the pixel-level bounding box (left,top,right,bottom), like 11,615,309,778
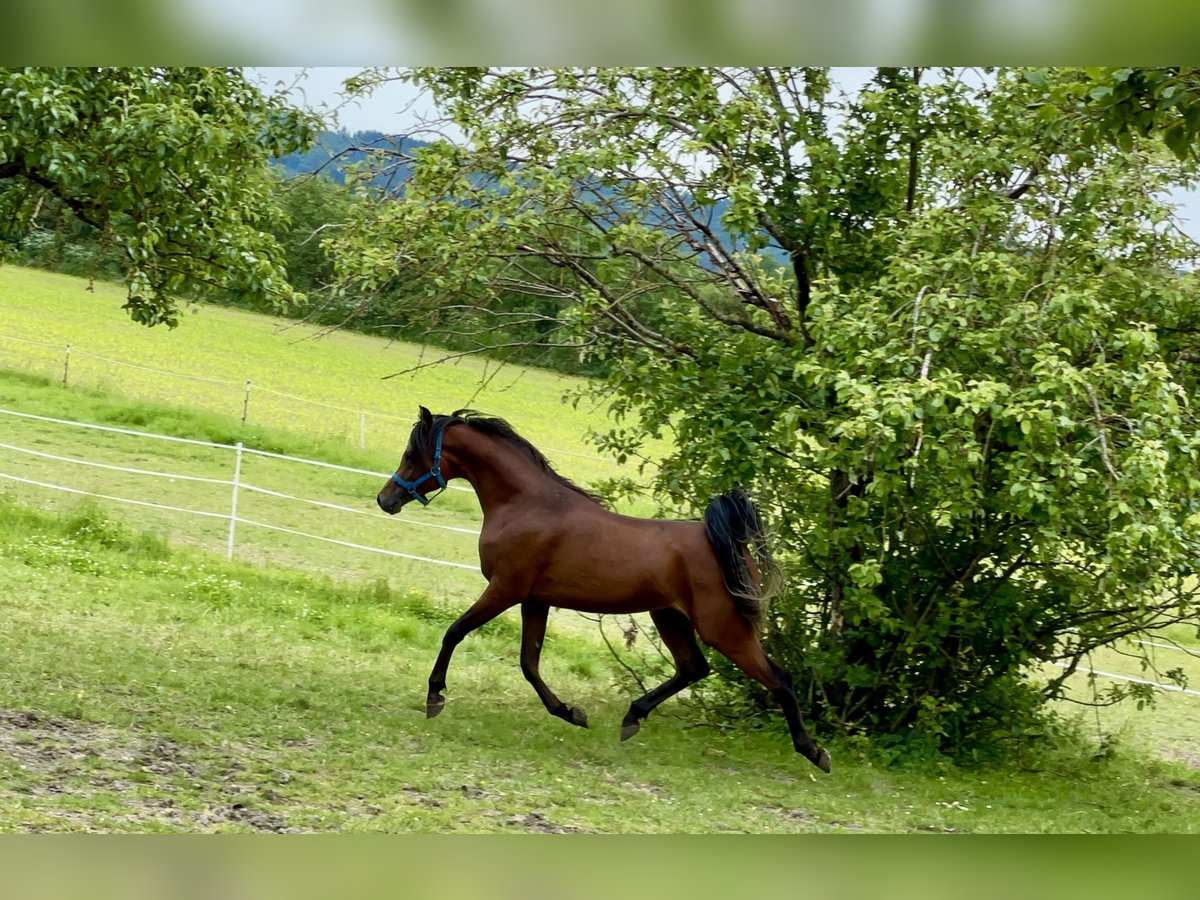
0,368,489,603
3,363,1196,706
1,264,1199,832
0,264,659,599
0,265,654,487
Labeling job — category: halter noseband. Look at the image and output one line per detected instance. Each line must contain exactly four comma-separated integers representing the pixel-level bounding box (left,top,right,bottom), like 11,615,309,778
390,425,447,506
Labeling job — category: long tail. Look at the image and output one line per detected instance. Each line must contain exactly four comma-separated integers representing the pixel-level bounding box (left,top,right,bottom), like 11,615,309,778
703,488,784,631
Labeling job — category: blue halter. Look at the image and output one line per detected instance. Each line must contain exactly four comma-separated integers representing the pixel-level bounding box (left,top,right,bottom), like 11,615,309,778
390,426,447,506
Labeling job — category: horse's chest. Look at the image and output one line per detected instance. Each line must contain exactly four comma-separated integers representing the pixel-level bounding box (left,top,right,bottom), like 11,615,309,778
476,522,538,581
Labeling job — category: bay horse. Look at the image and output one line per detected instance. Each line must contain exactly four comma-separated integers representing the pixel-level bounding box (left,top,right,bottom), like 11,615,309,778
376,406,831,773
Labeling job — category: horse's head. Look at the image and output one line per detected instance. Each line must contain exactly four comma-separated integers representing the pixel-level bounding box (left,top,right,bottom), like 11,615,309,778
377,405,447,513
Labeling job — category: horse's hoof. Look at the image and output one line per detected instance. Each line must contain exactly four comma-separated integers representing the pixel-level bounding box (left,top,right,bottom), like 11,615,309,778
568,706,589,728
426,696,445,719
619,721,641,742
811,747,832,774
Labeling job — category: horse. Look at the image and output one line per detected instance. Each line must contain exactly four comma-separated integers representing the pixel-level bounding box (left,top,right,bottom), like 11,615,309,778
376,406,831,774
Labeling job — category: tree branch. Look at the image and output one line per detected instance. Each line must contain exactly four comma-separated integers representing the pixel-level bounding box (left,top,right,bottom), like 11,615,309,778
1084,384,1120,482
614,245,790,342
906,67,923,213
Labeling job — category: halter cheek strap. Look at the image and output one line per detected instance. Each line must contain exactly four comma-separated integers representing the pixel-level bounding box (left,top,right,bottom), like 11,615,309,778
390,427,447,506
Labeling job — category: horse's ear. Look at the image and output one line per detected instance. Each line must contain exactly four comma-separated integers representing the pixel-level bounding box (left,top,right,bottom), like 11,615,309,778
418,406,433,427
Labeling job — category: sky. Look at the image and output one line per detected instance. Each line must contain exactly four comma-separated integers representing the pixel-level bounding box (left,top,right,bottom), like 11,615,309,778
247,67,1200,242
250,67,426,135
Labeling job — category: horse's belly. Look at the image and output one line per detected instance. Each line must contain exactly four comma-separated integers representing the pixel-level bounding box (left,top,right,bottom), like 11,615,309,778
534,587,661,615
527,542,680,614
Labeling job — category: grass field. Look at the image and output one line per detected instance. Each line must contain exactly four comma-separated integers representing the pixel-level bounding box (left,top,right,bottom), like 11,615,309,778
2,498,1198,833
0,369,491,603
2,264,1199,832
0,266,658,486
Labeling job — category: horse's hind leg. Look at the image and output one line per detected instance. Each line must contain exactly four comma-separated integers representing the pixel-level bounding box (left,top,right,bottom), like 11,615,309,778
700,617,831,774
520,601,588,728
620,608,711,742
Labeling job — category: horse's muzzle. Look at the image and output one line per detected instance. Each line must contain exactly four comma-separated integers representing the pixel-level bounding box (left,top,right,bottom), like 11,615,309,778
377,490,408,515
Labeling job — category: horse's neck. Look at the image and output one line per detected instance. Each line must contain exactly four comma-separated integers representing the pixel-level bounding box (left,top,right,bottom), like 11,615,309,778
449,429,546,514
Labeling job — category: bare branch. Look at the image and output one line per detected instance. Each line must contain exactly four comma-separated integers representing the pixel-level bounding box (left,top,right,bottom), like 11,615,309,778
1084,383,1121,482
521,240,697,360
1002,163,1041,201
297,222,346,246
615,245,789,342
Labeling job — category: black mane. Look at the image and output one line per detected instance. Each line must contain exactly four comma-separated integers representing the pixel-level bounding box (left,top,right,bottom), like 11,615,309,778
420,409,601,503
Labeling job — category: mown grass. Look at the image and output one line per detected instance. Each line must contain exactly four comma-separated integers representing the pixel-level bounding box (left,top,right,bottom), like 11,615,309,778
0,368,489,602
0,265,659,486
3,264,1200,832
1,498,1199,833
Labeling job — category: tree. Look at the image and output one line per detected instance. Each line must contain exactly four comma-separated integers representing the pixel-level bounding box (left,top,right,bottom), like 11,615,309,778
331,68,1200,754
0,67,318,326
1057,67,1200,161
268,173,354,298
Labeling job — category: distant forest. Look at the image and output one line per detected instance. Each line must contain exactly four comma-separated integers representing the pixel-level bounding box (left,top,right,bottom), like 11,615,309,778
272,130,424,192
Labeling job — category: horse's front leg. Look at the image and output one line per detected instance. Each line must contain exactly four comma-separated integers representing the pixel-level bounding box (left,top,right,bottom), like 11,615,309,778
520,600,588,727
426,581,518,717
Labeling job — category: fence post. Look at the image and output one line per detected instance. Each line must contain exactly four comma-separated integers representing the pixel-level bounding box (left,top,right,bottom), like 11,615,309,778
62,344,71,387
227,441,244,561
359,412,366,450
241,381,251,424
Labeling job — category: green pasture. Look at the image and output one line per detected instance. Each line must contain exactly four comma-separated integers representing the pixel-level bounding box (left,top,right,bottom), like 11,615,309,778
1,498,1197,833
4,364,1195,694
0,263,658,602
2,263,1199,832
0,266,652,487
0,369,488,603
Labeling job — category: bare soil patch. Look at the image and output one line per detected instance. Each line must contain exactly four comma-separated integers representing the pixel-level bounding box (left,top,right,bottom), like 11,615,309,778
0,708,297,832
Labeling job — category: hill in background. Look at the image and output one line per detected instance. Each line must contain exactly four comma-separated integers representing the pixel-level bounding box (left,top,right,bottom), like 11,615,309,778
272,131,784,264
272,130,422,192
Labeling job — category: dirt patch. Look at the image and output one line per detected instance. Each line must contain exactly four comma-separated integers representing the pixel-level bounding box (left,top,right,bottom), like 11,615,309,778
0,709,138,786
460,783,501,800
757,805,815,824
1161,747,1200,769
195,802,296,833
620,780,670,799
401,786,444,809
0,707,296,832
136,739,203,779
505,810,592,834
342,799,384,817
829,820,868,832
